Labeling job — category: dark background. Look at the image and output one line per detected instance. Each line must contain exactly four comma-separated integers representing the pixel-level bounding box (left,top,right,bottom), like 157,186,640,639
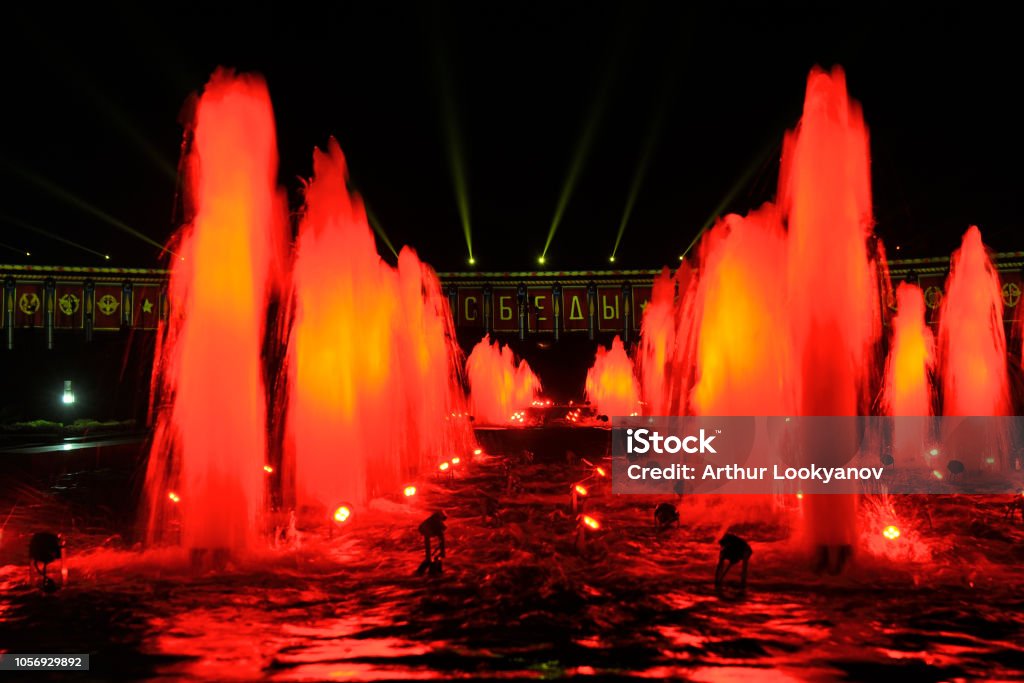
1,2,1022,422
1,2,1020,272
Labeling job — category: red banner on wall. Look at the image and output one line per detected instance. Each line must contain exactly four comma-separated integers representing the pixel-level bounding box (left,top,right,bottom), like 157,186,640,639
528,287,554,332
918,274,945,326
457,287,483,328
597,286,622,332
491,287,517,332
632,285,653,329
55,284,84,329
133,286,162,329
1000,270,1022,323
94,285,122,330
15,284,42,328
563,287,588,331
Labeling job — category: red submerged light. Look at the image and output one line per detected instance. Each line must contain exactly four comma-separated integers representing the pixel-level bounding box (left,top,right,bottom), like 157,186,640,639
333,505,352,524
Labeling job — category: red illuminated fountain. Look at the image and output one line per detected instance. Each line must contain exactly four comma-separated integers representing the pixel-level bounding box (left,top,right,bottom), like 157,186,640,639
939,226,1010,419
638,67,886,565
465,335,541,424
936,226,1010,471
883,282,935,467
585,336,640,417
144,71,473,554
143,70,287,555
285,140,472,511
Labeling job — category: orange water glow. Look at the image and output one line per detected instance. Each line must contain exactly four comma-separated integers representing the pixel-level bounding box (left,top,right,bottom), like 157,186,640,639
585,336,641,417
144,70,287,552
466,335,541,424
636,67,886,556
145,70,474,549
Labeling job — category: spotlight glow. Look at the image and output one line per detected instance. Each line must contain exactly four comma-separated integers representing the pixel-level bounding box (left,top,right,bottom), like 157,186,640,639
595,466,606,477
473,448,483,455
168,492,181,503
333,505,352,524
404,485,417,497
263,465,274,474
882,525,901,540
581,515,600,530
451,456,461,465
439,462,450,472
574,484,589,496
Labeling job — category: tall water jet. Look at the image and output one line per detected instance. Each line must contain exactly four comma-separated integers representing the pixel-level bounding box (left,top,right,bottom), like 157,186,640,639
883,283,935,418
937,227,1009,471
782,67,883,565
635,66,884,564
144,70,287,553
637,268,677,416
285,140,472,509
687,207,793,417
883,283,935,467
586,336,641,417
466,335,541,424
939,227,1010,418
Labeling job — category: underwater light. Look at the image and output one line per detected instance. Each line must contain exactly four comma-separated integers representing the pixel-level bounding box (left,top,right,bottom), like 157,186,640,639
333,505,352,525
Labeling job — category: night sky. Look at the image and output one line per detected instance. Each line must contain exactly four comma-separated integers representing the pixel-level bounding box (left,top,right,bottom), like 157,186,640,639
1,2,1019,272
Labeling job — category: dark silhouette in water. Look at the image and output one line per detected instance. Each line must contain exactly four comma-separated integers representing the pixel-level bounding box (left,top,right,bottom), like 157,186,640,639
654,503,679,530
29,532,62,592
813,544,852,576
1007,490,1024,524
416,511,447,575
715,533,751,592
947,460,966,479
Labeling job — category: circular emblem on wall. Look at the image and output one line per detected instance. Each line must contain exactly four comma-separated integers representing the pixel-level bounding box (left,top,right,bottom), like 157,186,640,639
1002,282,1020,307
923,286,943,310
97,294,120,316
18,292,40,315
58,292,80,315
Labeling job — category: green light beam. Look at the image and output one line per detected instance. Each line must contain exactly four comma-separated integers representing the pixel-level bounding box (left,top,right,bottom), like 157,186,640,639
2,162,168,252
611,103,667,261
541,89,609,262
680,134,782,260
2,214,111,260
363,204,399,259
430,21,473,262
541,8,638,263
0,240,32,257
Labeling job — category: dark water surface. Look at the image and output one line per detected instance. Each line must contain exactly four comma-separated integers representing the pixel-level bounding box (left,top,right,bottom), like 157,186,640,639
2,452,1023,681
